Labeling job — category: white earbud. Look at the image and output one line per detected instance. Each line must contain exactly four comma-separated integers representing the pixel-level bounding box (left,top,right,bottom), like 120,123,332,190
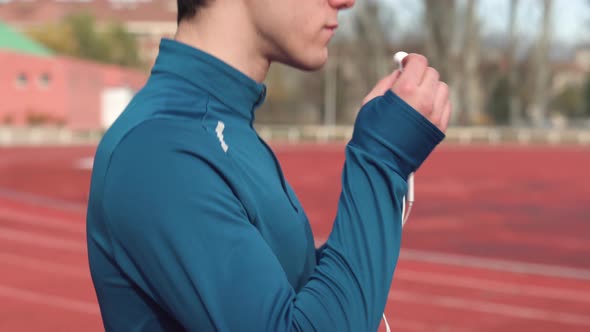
393,51,408,70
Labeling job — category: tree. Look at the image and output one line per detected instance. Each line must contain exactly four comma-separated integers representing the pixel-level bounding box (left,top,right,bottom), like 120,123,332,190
67,12,110,63
507,0,523,126
423,0,462,124
549,84,585,117
527,0,554,127
321,0,394,125
102,21,142,68
460,0,483,125
486,76,511,125
423,0,456,82
350,0,392,96
27,12,143,68
584,77,590,117
26,19,79,56
587,0,590,104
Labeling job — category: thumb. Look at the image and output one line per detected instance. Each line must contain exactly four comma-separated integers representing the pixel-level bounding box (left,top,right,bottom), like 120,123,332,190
362,70,401,106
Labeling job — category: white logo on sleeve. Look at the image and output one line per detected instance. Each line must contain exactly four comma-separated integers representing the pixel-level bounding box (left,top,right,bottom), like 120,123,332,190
216,121,229,153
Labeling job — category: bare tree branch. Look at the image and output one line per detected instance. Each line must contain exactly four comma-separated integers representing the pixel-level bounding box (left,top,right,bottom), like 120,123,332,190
528,0,554,127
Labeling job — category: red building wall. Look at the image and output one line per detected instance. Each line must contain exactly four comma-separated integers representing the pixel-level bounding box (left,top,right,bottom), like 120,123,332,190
0,51,68,126
60,58,105,131
0,50,147,130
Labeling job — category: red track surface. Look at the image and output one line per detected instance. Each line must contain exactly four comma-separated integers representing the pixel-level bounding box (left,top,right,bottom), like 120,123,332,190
0,143,588,331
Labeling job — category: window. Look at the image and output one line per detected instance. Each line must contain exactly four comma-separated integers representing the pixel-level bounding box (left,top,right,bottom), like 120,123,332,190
15,73,28,88
38,73,51,89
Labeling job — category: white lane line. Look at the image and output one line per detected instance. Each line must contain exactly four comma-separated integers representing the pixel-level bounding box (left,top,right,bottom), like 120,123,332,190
0,187,86,213
384,319,427,332
0,207,85,234
313,238,590,281
74,157,94,170
0,227,86,252
396,270,590,303
314,237,327,247
0,284,99,315
384,317,472,332
401,249,590,281
0,252,88,279
389,290,590,327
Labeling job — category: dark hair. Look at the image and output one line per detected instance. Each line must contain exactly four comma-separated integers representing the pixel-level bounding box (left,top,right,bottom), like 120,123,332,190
177,0,210,24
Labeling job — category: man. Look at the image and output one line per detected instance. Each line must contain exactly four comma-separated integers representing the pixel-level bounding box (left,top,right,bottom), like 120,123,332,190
86,0,451,331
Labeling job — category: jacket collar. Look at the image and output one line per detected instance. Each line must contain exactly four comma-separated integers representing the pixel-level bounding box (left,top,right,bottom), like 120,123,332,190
151,38,267,121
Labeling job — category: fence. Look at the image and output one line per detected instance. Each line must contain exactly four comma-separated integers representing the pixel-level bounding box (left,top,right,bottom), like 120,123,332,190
1,125,590,146
0,126,103,146
255,125,590,146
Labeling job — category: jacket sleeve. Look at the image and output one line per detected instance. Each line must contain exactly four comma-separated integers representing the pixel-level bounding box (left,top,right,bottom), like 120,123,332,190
103,90,444,332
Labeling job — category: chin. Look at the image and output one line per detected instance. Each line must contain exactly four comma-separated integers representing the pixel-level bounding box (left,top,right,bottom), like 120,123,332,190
280,47,329,71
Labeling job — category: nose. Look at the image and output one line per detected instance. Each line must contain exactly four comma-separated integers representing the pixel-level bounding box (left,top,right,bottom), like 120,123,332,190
329,0,355,10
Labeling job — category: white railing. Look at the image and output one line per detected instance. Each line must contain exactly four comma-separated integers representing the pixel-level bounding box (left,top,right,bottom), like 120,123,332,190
255,125,590,146
1,125,589,146
0,126,104,146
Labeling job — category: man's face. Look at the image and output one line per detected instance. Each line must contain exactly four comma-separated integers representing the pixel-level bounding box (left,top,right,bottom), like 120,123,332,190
246,0,356,70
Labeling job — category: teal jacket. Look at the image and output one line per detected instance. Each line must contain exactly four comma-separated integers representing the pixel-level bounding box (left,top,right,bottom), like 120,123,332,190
86,39,444,332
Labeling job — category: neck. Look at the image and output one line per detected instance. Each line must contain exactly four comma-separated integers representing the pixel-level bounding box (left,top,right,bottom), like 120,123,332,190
174,2,270,83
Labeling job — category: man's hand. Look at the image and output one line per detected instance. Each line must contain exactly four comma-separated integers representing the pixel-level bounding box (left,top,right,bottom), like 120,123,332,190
362,54,452,133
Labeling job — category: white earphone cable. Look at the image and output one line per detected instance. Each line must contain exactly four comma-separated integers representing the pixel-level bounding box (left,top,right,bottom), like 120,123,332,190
382,51,414,332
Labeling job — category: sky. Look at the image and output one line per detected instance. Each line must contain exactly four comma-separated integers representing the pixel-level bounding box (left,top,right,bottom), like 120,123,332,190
381,0,590,45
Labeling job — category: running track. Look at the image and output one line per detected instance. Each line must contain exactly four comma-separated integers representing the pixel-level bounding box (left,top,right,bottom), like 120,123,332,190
0,143,588,331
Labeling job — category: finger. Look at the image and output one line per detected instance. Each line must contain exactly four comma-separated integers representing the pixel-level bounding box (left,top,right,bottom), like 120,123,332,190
420,67,440,91
431,82,449,123
390,69,402,85
433,82,449,111
416,67,440,118
439,100,453,132
397,54,428,87
363,70,401,105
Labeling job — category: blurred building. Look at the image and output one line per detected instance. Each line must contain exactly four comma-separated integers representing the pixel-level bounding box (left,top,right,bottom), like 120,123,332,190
0,21,147,131
0,0,177,66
